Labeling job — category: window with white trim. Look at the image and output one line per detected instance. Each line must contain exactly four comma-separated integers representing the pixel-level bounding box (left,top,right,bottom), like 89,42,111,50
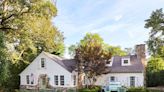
121,58,130,66
124,60,128,64
26,75,30,84
110,76,115,82
30,73,34,84
41,58,45,68
60,75,64,85
54,75,58,85
106,58,113,66
130,76,135,87
73,75,76,85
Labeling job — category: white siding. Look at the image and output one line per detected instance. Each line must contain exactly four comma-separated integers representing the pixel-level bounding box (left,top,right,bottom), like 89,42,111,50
20,52,77,88
95,73,144,87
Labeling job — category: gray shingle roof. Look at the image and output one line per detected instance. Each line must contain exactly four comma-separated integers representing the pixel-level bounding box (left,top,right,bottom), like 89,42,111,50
43,52,144,73
43,52,77,72
105,55,144,73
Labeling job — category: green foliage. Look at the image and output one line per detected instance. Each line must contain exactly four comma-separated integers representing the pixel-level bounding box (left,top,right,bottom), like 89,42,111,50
0,0,64,91
127,87,162,92
145,8,164,57
127,87,148,92
68,44,77,57
75,33,112,88
0,32,11,90
146,57,164,87
79,86,101,92
105,45,127,56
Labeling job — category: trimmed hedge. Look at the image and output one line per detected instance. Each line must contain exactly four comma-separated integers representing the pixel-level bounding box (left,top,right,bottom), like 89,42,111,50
79,86,101,92
127,87,162,92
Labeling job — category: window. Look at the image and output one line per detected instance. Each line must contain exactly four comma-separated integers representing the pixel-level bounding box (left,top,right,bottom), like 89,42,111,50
121,58,130,66
41,58,45,68
31,73,34,84
60,75,64,85
124,60,128,64
26,75,30,84
54,75,58,85
130,76,135,87
106,60,111,64
73,75,76,85
110,76,115,82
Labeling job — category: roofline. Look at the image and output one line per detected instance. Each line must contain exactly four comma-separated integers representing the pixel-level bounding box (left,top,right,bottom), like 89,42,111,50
43,52,73,73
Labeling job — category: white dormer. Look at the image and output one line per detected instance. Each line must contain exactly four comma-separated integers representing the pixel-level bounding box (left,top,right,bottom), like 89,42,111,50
106,57,113,66
121,57,130,66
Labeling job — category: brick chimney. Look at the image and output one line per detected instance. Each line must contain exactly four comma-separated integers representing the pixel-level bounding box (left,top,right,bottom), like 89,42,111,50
135,44,147,87
135,44,146,66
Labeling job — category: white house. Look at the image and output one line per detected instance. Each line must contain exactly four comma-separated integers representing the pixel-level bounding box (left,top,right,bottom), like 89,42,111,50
20,44,146,89
19,52,77,89
95,44,146,87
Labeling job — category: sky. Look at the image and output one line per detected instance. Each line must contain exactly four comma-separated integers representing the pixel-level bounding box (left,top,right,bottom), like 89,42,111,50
53,0,164,57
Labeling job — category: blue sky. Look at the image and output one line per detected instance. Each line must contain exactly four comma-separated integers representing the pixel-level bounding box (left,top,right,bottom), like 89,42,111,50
53,0,164,57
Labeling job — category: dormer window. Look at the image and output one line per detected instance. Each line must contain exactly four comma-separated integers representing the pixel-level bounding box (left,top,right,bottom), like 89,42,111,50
121,58,130,66
41,58,45,68
106,60,111,64
106,57,113,66
123,60,129,64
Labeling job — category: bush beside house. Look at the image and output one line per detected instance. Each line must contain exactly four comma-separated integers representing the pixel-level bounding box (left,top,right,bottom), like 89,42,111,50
127,87,162,92
146,57,164,87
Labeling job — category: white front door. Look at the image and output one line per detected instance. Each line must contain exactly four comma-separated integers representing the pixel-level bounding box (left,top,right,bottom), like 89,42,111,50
39,77,46,89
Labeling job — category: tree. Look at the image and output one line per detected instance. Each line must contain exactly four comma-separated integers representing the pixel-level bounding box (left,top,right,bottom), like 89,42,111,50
145,8,164,58
146,57,164,87
0,0,65,90
68,44,77,57
75,33,112,88
106,45,127,56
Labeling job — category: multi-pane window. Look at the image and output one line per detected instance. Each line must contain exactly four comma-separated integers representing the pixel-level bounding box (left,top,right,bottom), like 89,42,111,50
73,75,76,85
124,60,128,64
26,75,30,84
60,75,64,85
54,75,58,85
110,76,115,82
31,73,34,84
130,76,135,87
41,58,45,68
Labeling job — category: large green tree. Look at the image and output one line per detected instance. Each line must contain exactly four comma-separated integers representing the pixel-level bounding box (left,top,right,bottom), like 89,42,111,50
105,45,127,56
145,8,164,58
145,8,164,87
0,0,64,91
75,33,112,88
146,57,164,87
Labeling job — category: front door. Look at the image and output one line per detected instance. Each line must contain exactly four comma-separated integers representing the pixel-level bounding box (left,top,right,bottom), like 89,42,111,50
39,77,46,89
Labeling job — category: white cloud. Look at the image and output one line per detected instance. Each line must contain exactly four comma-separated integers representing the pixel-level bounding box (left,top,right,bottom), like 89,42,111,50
114,15,123,21
54,0,164,52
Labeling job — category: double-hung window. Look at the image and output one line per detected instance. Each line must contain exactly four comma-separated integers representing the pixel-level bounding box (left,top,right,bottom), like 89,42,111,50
41,58,45,68
54,75,58,85
130,76,135,87
26,75,30,84
73,75,76,85
60,75,64,85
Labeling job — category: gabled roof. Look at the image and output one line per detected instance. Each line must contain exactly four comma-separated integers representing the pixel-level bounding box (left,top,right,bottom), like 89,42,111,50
43,52,77,72
105,55,144,73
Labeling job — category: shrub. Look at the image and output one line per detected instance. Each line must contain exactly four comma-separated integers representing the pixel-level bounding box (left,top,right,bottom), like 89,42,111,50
127,87,149,92
79,86,101,92
127,87,162,92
